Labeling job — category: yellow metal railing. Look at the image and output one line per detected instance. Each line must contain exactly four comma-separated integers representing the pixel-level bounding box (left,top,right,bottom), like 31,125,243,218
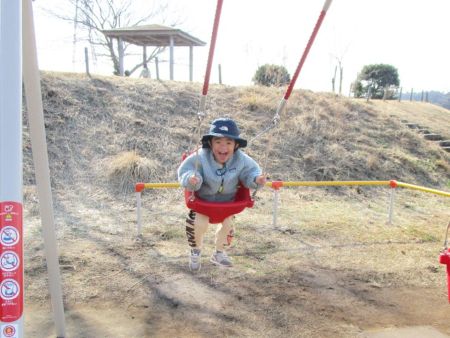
135,179,449,234
136,180,450,197
394,181,450,198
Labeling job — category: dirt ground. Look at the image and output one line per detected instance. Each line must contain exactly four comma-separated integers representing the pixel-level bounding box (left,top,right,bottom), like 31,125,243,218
22,189,450,338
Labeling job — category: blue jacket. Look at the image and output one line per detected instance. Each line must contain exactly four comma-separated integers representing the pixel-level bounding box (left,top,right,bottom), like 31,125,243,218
178,148,262,202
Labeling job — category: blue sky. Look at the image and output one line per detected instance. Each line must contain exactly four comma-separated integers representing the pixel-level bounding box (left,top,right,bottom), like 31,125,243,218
33,0,450,94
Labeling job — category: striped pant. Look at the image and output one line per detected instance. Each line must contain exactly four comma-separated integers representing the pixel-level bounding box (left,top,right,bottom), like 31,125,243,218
186,210,234,251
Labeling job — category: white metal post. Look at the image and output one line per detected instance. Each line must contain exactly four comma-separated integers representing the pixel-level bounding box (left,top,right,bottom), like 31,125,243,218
388,187,396,225
272,189,279,227
0,1,24,337
22,0,66,336
136,192,142,236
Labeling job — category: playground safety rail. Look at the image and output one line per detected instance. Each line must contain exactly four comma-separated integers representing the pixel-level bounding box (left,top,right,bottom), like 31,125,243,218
135,180,450,235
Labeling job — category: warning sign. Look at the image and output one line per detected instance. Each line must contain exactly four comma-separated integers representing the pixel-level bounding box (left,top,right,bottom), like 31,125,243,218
0,202,23,323
1,324,18,338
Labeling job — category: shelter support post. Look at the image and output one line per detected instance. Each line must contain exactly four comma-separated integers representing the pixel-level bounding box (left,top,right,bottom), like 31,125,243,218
143,46,147,69
169,35,174,80
118,37,124,76
155,57,160,80
189,45,193,82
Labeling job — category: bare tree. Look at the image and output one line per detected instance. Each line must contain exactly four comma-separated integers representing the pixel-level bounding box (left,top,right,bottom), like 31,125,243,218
49,0,178,75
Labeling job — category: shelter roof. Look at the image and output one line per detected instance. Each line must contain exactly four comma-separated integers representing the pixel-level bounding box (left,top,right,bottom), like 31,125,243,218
102,24,206,47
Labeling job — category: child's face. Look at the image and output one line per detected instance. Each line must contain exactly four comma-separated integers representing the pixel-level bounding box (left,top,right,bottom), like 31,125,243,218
210,137,236,164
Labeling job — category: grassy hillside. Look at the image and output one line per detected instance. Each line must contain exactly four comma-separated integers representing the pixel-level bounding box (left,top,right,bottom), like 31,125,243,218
22,72,450,337
25,72,450,194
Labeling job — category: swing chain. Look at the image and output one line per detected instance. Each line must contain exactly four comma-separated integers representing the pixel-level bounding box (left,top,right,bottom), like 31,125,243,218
249,100,286,200
248,111,281,144
186,96,209,201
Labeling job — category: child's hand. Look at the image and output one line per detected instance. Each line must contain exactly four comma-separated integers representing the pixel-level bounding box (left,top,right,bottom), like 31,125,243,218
255,174,267,186
188,175,200,186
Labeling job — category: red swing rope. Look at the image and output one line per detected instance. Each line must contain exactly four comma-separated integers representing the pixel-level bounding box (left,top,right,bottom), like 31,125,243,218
250,0,334,145
255,0,333,198
283,0,333,101
186,0,254,221
186,0,223,158
199,0,224,113
190,0,333,202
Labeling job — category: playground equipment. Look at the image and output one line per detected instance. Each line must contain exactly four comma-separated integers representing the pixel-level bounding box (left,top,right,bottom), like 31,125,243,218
135,179,450,235
0,1,66,337
180,0,333,222
0,2,23,335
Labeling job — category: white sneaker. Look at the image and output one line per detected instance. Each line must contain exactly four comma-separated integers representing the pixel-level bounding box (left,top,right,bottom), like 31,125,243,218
210,251,233,267
189,248,201,272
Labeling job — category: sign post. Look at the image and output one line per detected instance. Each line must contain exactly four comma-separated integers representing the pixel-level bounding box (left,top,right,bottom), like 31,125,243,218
0,1,24,337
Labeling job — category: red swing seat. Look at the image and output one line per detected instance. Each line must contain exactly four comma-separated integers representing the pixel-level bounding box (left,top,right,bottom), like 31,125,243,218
184,184,254,224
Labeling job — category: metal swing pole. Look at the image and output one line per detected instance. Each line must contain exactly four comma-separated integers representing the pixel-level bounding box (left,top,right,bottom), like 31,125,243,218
0,2,25,337
22,0,67,336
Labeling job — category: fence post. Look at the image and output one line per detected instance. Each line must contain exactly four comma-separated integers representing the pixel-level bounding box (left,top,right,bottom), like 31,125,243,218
137,192,142,235
388,180,397,225
135,183,144,236
272,189,279,227
271,181,283,227
84,47,90,77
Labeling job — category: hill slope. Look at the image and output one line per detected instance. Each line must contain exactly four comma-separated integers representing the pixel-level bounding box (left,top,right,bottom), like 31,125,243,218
25,72,450,193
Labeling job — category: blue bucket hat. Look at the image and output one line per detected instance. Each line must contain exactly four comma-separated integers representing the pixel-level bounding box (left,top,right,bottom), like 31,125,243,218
201,118,247,148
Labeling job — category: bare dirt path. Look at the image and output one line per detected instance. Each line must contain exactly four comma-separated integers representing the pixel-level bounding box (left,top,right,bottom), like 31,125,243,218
24,231,450,338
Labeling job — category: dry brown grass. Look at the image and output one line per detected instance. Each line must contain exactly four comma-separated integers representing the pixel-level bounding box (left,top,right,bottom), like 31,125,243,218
105,151,159,193
366,99,450,138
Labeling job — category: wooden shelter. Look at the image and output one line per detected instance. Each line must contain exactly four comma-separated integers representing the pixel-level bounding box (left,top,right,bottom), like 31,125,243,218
102,24,206,80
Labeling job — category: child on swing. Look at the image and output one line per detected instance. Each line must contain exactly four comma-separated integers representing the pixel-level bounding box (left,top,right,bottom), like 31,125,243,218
178,117,267,271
